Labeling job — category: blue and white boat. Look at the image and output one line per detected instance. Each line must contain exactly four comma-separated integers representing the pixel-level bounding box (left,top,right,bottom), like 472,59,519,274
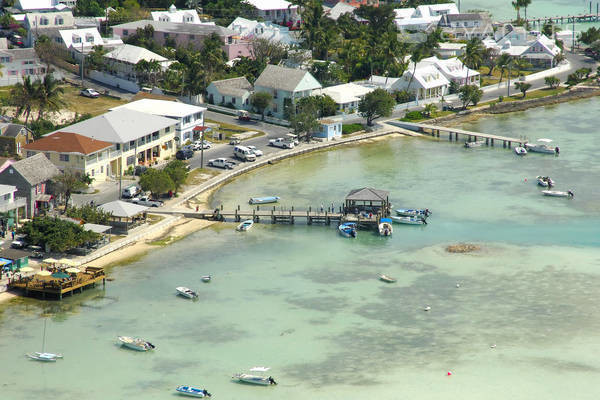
236,219,254,231
175,385,211,397
378,218,393,236
395,208,431,218
338,222,357,238
391,215,427,225
249,196,280,205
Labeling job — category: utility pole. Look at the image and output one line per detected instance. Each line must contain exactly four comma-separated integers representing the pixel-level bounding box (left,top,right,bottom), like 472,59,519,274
572,18,576,53
80,41,84,87
507,62,512,97
200,129,204,169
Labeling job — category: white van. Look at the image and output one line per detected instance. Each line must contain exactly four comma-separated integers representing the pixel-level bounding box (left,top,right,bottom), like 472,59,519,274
233,145,256,162
122,185,139,198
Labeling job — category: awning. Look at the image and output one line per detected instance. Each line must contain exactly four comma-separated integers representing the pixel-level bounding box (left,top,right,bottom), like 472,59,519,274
43,258,59,264
193,126,211,132
83,223,112,234
35,194,52,202
0,258,12,266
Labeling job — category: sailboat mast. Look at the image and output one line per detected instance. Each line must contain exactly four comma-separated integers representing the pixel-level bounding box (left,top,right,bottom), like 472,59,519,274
42,319,47,352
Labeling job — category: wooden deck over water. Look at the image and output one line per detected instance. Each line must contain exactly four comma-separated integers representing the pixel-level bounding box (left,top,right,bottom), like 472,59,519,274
8,267,106,300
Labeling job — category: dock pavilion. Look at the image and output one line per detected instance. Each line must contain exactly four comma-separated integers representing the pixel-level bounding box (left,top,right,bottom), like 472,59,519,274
344,188,391,216
98,200,148,234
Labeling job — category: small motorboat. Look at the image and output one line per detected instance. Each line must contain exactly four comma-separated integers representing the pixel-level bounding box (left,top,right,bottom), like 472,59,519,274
236,219,254,231
536,176,554,187
232,373,277,386
175,385,212,397
26,352,63,362
379,274,396,283
249,196,280,205
514,146,527,155
176,286,198,299
391,215,426,225
542,190,574,198
118,336,155,351
338,222,357,238
525,139,559,154
395,208,431,217
464,140,485,148
201,275,211,283
378,218,393,236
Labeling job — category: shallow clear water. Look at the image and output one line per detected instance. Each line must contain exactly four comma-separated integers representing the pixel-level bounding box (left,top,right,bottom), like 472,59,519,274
1,98,600,400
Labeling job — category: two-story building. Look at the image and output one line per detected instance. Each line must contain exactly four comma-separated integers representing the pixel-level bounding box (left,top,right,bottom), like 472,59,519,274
253,65,322,119
438,13,493,40
110,99,206,145
45,109,179,177
421,56,480,86
227,17,299,46
0,153,60,218
0,184,27,224
151,4,202,24
15,0,76,13
23,131,114,182
243,0,300,26
206,77,253,109
394,63,450,101
24,11,75,46
0,123,34,157
57,27,122,61
0,47,46,87
111,20,251,61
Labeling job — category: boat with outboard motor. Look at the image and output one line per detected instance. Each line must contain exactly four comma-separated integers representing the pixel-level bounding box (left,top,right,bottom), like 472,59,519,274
525,139,559,154
176,286,198,299
536,176,554,187
378,218,393,236
232,373,277,386
379,274,396,283
175,385,212,397
236,219,254,231
542,190,574,198
117,336,156,351
395,208,431,218
464,140,485,148
249,196,280,205
26,352,63,362
391,215,427,225
514,146,527,155
201,275,211,282
338,222,357,238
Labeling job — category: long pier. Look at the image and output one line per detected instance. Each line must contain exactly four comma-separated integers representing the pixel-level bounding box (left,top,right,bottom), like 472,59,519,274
524,12,600,26
390,121,525,148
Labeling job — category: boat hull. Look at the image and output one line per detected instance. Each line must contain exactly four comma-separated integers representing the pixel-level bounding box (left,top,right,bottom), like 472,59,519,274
395,208,430,217
249,197,280,205
391,216,426,225
338,223,357,238
27,353,59,361
118,336,154,351
176,287,198,299
514,146,527,155
378,223,393,236
176,386,210,397
236,220,254,231
542,190,573,198
379,274,396,283
233,374,273,386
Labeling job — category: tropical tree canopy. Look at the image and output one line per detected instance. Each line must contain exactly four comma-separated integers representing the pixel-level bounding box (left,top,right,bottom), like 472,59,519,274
358,88,395,126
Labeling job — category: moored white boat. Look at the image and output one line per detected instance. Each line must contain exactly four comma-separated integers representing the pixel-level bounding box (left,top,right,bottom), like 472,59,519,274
391,215,427,225
236,219,254,231
338,222,357,238
464,140,485,148
378,218,393,236
249,196,280,205
395,208,431,217
514,146,527,155
201,275,211,282
536,176,554,187
232,373,277,386
118,336,155,351
525,139,559,154
176,286,198,299
542,190,574,198
175,385,212,397
379,274,396,283
27,352,62,362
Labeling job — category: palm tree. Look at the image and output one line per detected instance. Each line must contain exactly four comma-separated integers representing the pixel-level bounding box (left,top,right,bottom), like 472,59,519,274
482,47,498,76
406,29,443,94
520,0,532,22
512,1,521,22
460,38,485,86
496,53,513,84
10,77,37,127
36,75,65,121
511,58,532,78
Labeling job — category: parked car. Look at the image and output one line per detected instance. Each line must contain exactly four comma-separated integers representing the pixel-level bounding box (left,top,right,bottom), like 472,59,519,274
80,88,100,98
182,144,195,152
229,139,241,145
122,184,139,199
237,110,251,121
11,240,26,249
176,149,194,160
285,133,300,145
269,138,294,149
233,145,256,162
9,34,24,47
130,196,164,207
246,145,263,157
193,140,211,150
207,158,236,169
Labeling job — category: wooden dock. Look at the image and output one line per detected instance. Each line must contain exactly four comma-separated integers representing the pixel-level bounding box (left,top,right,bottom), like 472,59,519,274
8,267,106,300
524,12,600,26
392,121,525,148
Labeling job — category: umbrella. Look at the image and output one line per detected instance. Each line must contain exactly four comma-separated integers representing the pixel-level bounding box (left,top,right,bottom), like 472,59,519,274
59,258,79,267
43,258,59,264
51,272,70,279
19,267,34,273
65,267,80,273
37,270,52,276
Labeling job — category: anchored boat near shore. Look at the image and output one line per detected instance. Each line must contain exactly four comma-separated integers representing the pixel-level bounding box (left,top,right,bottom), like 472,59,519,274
118,336,155,351
249,196,280,205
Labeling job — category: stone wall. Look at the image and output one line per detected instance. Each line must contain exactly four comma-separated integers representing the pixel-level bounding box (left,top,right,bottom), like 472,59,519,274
486,87,600,114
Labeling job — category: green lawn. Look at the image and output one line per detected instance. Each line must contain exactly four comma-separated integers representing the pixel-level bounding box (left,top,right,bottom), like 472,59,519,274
61,85,127,116
204,118,265,142
479,87,567,106
478,67,536,88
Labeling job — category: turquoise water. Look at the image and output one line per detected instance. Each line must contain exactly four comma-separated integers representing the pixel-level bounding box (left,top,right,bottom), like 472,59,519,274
462,0,598,20
1,98,600,399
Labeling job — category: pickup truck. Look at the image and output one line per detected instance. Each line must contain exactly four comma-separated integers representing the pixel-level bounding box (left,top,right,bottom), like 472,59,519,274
130,196,164,207
269,138,294,149
207,158,236,169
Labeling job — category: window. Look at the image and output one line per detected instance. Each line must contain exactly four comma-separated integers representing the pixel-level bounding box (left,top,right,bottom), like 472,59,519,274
0,57,9,63
27,151,34,157
59,154,69,162
40,17,49,26
116,143,120,150
126,155,135,165
232,97,236,104
55,17,64,25
72,35,81,43
100,166,103,173
164,33,170,38
190,35,195,40
183,116,190,124
152,131,159,140
123,29,129,36
86,34,95,43
165,126,171,132
3,193,10,201
129,140,135,147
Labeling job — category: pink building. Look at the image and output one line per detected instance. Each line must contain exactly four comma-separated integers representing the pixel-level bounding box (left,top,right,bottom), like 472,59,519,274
111,20,252,61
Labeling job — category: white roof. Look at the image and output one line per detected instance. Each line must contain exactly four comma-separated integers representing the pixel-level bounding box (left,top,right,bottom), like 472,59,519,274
227,17,298,45
110,99,206,118
59,28,103,49
395,17,439,30
104,44,169,65
404,64,450,89
421,56,479,80
367,75,401,90
12,14,27,22
394,8,415,19
244,0,297,11
320,83,375,104
0,184,17,197
83,223,112,233
151,5,201,24
17,0,54,11
49,108,178,143
99,200,148,218
438,42,466,50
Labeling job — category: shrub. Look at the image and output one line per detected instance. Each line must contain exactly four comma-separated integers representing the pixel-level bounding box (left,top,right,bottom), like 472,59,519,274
342,123,363,135
404,111,424,120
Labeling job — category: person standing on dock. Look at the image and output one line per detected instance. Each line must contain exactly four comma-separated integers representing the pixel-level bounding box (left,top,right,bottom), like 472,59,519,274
320,204,324,213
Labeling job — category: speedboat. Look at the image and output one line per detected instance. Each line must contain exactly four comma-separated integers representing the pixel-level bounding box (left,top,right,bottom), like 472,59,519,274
118,336,156,351
379,274,396,283
338,222,357,238
542,190,574,198
249,196,280,205
536,176,554,187
514,146,527,155
378,218,393,236
395,208,431,218
232,373,277,386
391,215,426,225
176,286,198,299
26,352,63,362
201,275,211,283
236,219,254,231
525,139,559,154
464,140,485,148
175,385,212,397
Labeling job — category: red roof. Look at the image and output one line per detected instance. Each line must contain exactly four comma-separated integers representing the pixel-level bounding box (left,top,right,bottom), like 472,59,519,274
23,132,113,155
193,126,209,132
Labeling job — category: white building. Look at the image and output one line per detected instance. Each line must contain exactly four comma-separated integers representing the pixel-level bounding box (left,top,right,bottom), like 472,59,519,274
15,0,76,13
320,83,375,114
421,56,480,86
206,77,253,109
487,25,562,68
25,11,75,46
395,63,450,100
110,99,206,145
151,4,202,24
0,48,46,87
227,17,299,46
58,27,122,60
243,0,300,25
437,42,466,59
394,3,459,31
